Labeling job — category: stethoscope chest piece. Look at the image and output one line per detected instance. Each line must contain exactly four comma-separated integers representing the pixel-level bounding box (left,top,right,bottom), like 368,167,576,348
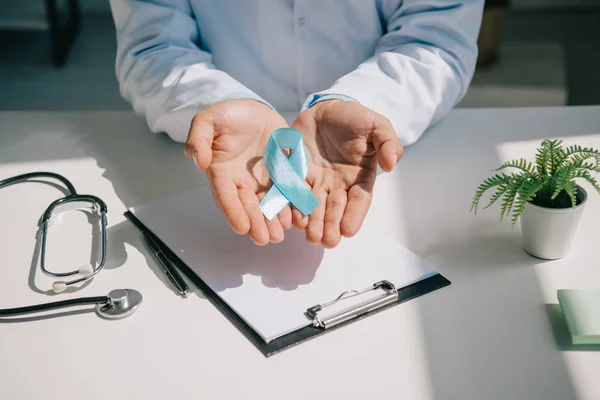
96,289,143,320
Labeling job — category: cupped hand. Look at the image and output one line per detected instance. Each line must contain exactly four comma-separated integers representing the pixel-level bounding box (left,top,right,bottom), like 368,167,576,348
291,100,404,248
184,99,292,245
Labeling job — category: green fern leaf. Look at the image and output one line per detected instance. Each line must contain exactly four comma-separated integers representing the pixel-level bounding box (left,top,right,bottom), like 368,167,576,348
471,173,511,214
564,180,578,207
551,166,573,199
536,138,564,176
500,175,526,221
484,183,509,209
569,156,599,172
494,158,536,175
511,179,545,227
572,169,600,193
548,139,564,175
535,142,549,176
556,145,600,169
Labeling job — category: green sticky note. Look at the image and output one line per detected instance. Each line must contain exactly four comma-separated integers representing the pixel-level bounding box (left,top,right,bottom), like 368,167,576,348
558,289,600,345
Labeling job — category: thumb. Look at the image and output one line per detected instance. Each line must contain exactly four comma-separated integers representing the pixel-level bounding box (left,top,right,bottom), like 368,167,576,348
184,110,215,170
371,117,404,172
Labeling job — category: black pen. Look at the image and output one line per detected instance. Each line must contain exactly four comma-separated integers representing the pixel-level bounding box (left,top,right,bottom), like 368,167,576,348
143,231,190,297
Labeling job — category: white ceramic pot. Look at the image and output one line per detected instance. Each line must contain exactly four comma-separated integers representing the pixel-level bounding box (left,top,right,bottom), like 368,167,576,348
519,186,587,260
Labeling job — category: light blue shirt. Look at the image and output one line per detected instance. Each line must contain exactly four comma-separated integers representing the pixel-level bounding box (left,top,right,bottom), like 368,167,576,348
109,0,483,146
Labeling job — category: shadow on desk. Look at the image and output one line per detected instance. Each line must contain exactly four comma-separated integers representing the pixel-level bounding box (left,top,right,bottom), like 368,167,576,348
412,230,577,400
1,111,322,300
75,115,209,299
390,108,600,400
545,304,600,352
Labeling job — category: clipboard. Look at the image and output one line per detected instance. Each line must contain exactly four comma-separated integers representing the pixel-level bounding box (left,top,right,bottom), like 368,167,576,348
125,211,451,357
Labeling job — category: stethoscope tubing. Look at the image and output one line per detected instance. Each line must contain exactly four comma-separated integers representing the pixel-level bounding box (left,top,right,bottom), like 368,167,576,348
39,195,108,281
0,296,110,317
0,172,78,194
0,172,108,285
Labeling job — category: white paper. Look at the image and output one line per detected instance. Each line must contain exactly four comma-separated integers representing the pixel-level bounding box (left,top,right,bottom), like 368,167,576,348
130,187,438,343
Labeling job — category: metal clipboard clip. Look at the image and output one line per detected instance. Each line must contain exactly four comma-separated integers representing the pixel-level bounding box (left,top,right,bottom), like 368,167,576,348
305,280,398,329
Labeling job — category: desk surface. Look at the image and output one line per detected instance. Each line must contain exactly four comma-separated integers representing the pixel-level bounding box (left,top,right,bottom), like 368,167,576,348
1,106,599,400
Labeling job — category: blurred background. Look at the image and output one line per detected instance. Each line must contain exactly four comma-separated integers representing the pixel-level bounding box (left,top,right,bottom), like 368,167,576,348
0,0,599,111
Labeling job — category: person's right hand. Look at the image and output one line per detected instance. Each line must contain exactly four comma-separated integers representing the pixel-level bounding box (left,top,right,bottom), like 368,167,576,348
184,99,292,245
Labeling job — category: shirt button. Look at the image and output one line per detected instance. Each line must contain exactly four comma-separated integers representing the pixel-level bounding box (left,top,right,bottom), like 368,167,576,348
297,17,305,25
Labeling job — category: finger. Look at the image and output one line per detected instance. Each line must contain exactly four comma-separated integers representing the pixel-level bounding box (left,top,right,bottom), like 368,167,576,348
184,111,215,170
266,214,284,243
305,188,328,245
277,204,293,231
210,176,250,235
322,189,348,248
372,116,404,172
292,207,309,230
340,184,372,238
257,192,285,243
238,188,270,246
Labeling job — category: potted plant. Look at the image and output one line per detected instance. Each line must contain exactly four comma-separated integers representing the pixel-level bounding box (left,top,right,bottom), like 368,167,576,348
471,139,600,259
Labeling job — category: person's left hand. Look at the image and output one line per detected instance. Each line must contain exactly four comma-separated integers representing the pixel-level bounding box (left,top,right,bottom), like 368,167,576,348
290,100,404,248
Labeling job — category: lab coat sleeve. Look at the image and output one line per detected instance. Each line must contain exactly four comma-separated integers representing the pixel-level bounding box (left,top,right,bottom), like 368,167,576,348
305,0,484,146
109,0,271,142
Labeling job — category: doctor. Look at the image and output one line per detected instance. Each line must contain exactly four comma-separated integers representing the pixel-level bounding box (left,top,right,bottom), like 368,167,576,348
109,0,483,248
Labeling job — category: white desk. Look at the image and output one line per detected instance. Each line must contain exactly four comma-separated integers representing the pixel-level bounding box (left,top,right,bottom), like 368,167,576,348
1,107,599,400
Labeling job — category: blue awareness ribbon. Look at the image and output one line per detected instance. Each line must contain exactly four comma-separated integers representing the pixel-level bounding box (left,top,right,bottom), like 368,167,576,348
259,127,319,220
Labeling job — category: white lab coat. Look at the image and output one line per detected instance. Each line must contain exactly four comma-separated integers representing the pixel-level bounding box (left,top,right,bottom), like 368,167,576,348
109,0,484,146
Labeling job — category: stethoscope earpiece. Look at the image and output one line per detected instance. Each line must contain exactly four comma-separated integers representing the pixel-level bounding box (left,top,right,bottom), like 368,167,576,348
79,264,94,276
40,196,108,290
52,264,97,293
52,281,67,294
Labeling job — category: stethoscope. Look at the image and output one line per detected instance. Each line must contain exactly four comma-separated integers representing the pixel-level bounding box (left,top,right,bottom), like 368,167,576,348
0,172,142,320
